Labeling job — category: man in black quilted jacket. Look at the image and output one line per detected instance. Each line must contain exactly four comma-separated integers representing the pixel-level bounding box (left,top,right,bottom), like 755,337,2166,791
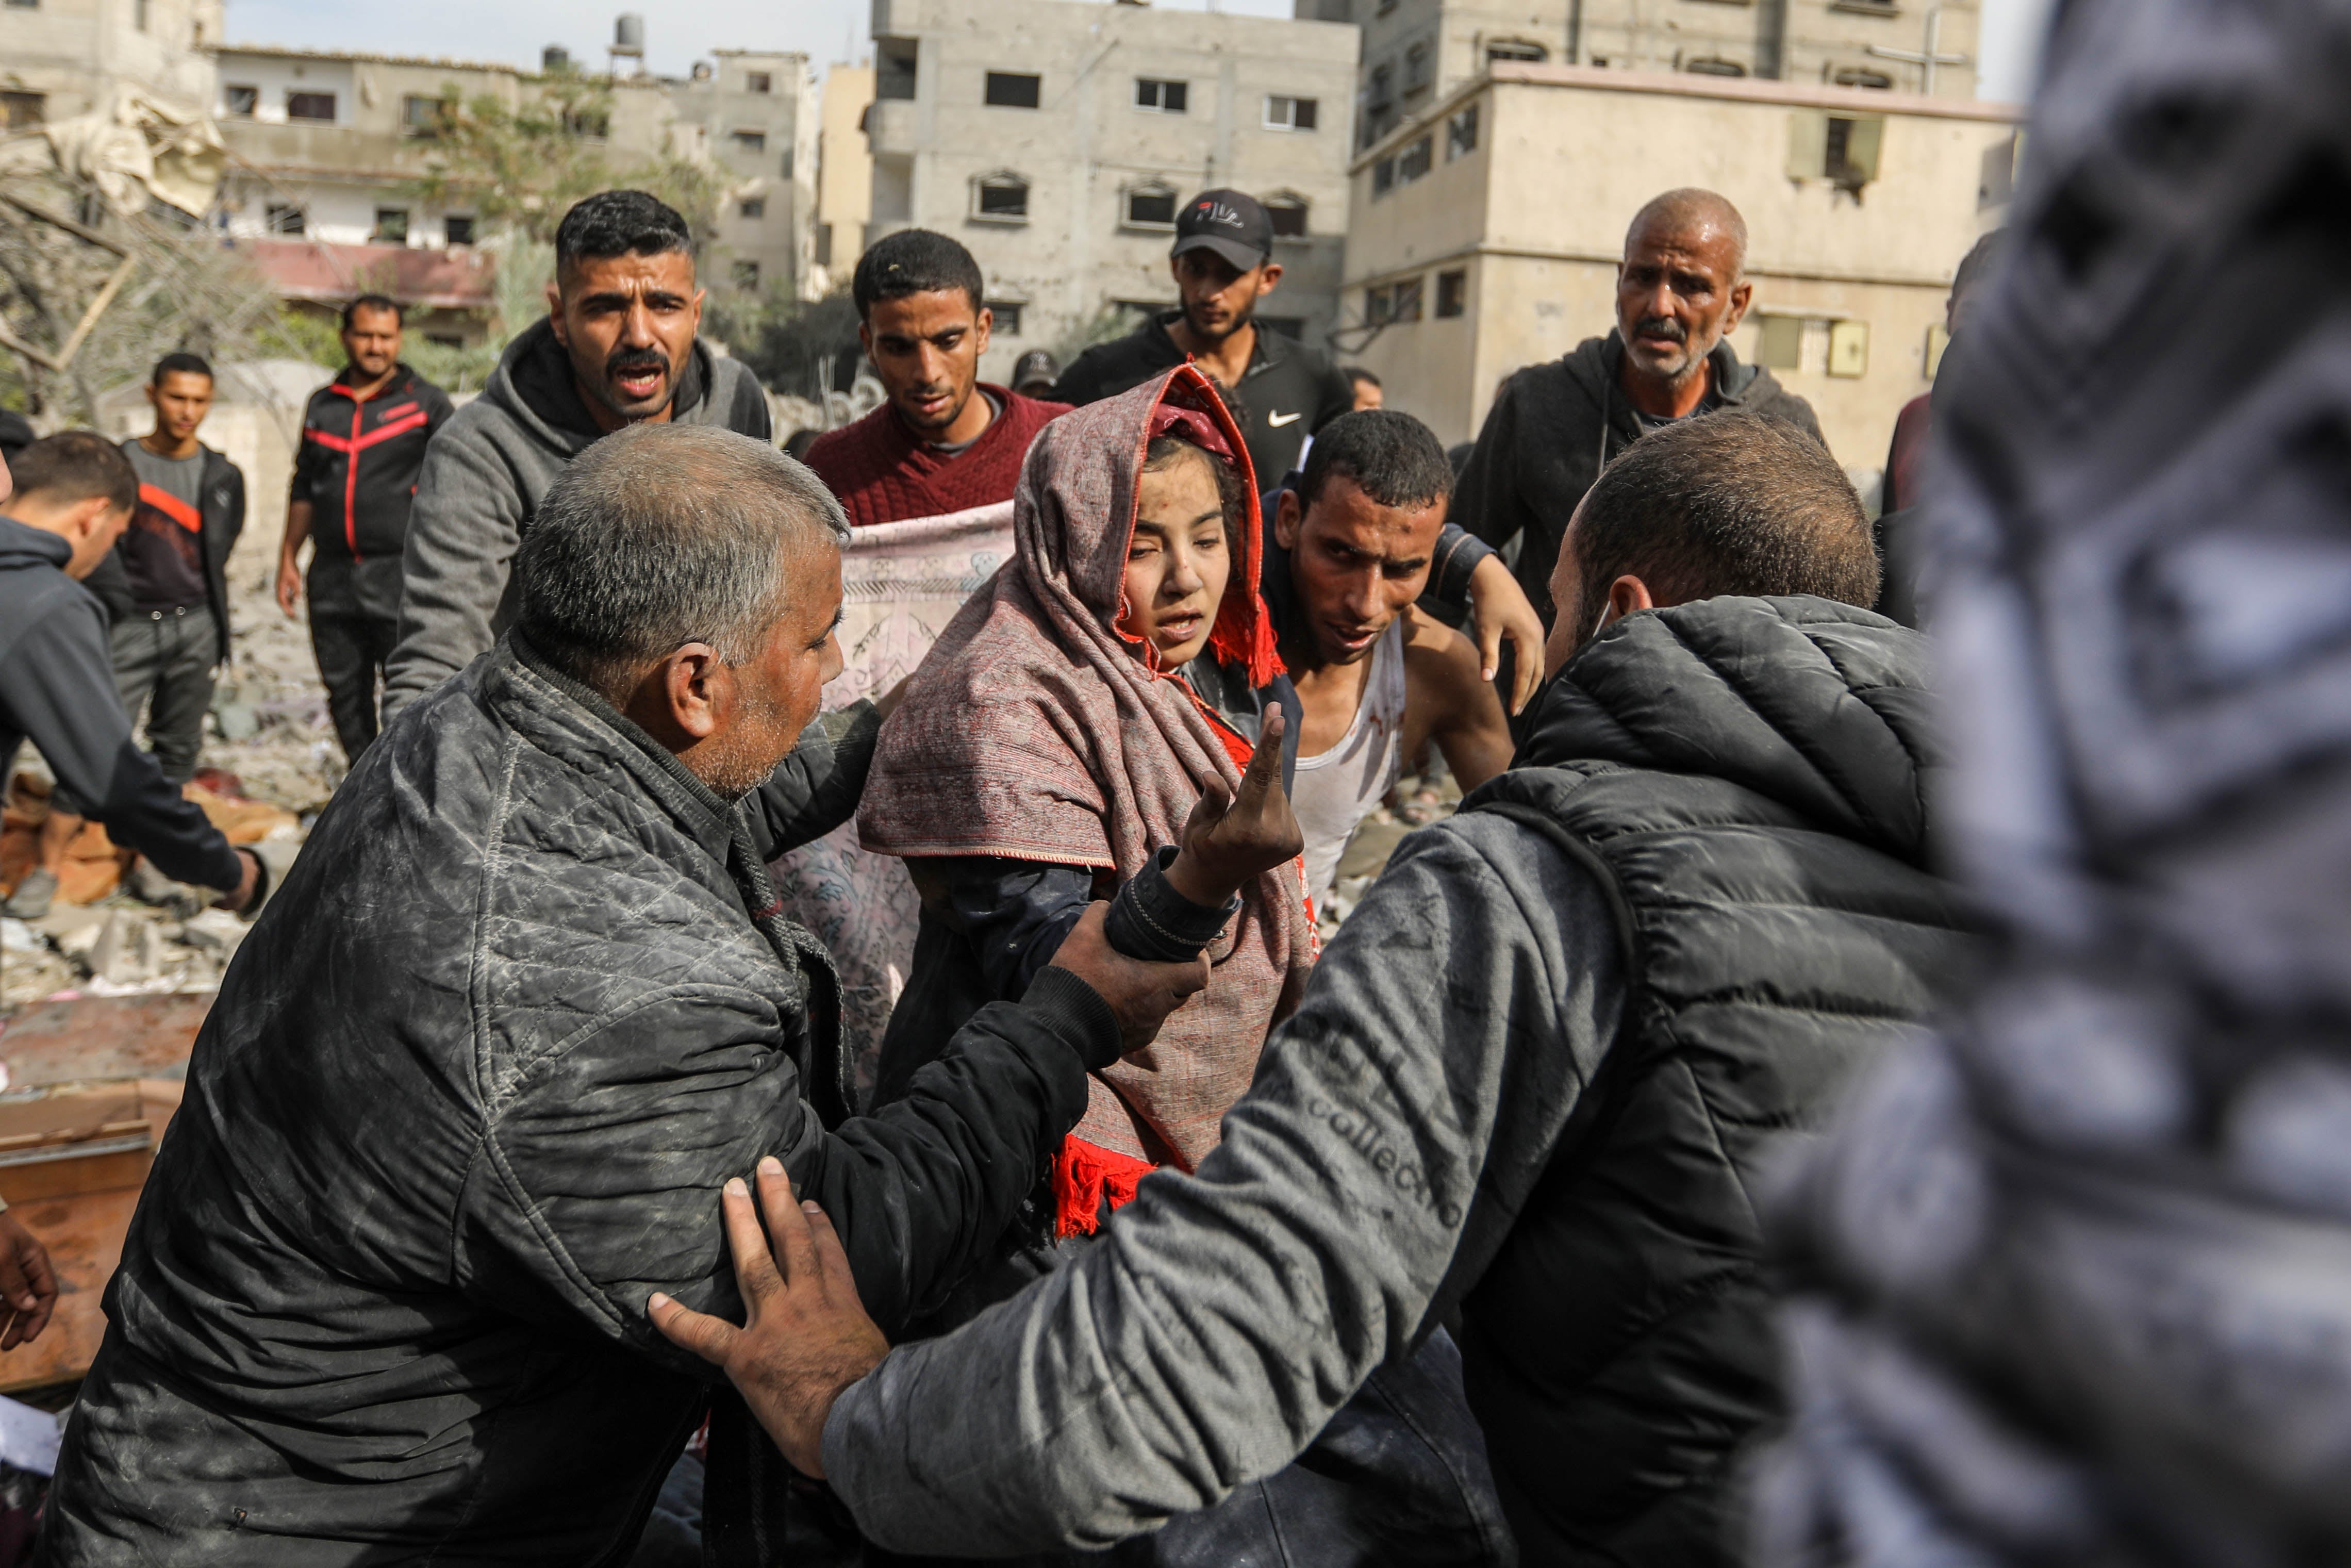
656,410,1984,1568
43,424,1205,1565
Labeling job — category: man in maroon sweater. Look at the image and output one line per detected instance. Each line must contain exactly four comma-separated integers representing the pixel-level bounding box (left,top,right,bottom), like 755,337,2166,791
804,232,1068,527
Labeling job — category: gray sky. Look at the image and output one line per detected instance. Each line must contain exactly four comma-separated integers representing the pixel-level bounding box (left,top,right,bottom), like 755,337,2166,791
222,0,2057,103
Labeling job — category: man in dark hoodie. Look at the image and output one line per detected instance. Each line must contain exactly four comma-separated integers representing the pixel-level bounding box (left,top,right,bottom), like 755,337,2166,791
1453,188,1824,637
655,410,1982,1568
382,189,773,722
1,433,259,920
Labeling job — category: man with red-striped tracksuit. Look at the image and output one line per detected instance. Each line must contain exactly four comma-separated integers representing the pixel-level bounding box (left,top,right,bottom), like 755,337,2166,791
277,294,455,760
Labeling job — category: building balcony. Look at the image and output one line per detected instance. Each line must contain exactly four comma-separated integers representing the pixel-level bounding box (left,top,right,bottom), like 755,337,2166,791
864,98,919,156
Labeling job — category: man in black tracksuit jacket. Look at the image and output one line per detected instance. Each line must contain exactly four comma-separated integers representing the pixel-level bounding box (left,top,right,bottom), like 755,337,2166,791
1050,190,1354,486
281,297,456,758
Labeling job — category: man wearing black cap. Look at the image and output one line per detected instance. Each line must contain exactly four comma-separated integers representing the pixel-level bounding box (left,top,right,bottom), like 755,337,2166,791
1051,188,1354,485
1009,350,1060,401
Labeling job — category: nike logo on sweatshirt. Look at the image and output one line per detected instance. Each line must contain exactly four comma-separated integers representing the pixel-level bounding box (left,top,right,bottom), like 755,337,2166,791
1267,410,1302,427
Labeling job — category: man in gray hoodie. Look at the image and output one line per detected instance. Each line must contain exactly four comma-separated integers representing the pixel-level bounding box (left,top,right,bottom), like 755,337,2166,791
382,189,772,722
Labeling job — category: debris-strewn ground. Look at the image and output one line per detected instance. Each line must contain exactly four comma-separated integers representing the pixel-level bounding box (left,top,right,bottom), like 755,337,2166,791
1318,758,1464,939
3,564,327,1011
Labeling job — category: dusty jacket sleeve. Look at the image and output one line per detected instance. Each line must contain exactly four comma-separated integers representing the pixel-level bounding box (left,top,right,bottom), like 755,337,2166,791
819,812,1627,1554
384,423,526,722
2,597,242,891
1452,378,1523,549
462,962,1118,1373
744,701,883,862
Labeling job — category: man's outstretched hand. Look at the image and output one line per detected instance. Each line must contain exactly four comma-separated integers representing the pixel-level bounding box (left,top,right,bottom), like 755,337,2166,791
1467,554,1545,715
0,1212,58,1351
1168,706,1303,909
650,1158,887,1480
1048,901,1211,1054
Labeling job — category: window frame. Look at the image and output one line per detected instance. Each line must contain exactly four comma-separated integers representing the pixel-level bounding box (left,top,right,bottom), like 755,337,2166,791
746,71,773,94
1436,268,1467,318
372,207,410,245
731,259,761,291
443,214,477,245
731,128,769,154
223,84,259,117
285,90,337,123
1446,103,1478,159
985,71,1042,109
1123,182,1180,230
984,299,1025,335
1397,134,1433,183
1263,94,1319,131
973,171,1032,223
1134,78,1189,114
264,204,308,236
1264,193,1309,239
739,196,767,221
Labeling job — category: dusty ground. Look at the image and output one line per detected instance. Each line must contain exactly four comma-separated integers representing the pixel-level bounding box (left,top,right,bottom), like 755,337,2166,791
2,563,331,1011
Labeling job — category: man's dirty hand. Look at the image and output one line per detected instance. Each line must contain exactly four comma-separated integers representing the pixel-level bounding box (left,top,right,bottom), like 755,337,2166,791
0,1212,59,1351
1048,901,1211,1054
1168,706,1302,908
1467,554,1545,714
216,848,262,915
649,1158,887,1480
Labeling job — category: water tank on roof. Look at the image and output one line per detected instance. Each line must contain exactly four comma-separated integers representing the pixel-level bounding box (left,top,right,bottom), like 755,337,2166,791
613,14,645,56
543,44,571,73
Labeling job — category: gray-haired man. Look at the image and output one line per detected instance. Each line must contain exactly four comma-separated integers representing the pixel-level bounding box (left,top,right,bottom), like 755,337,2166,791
44,425,1204,1565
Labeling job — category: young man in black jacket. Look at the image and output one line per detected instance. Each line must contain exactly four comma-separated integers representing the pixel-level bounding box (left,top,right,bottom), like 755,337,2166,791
81,353,246,782
1052,190,1354,487
1,434,259,920
277,293,455,758
42,424,1203,1567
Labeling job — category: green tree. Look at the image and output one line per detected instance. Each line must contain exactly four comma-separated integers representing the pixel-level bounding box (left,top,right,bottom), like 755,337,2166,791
412,76,721,250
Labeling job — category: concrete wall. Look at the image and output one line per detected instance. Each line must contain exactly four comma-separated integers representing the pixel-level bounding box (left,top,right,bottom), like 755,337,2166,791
867,0,1360,385
669,52,822,302
1318,0,1981,152
0,0,221,122
1344,64,2016,471
813,63,876,294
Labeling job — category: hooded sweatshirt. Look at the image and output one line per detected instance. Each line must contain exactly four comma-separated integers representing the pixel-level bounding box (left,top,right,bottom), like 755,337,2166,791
1453,332,1824,629
380,318,772,721
0,516,242,891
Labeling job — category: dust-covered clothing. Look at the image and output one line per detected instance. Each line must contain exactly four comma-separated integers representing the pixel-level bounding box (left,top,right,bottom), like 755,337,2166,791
44,634,1119,1566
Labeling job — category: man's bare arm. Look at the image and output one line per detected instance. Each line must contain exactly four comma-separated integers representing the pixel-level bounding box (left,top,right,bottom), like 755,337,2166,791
1402,607,1514,791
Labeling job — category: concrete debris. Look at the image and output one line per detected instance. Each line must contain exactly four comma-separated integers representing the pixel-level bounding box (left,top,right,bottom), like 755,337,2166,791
0,919,39,956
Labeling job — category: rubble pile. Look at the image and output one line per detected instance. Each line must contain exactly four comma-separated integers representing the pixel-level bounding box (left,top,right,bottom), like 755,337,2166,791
1,570,325,1010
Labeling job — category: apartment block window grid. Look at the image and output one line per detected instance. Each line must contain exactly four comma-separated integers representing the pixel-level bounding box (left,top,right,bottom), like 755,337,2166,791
1403,42,1433,97
1365,276,1423,325
986,72,1042,109
1787,112,1886,192
975,173,1030,221
1447,104,1478,159
1125,184,1179,229
1398,134,1433,183
1135,78,1188,113
1264,95,1318,131
266,204,307,236
1436,269,1467,318
286,91,336,123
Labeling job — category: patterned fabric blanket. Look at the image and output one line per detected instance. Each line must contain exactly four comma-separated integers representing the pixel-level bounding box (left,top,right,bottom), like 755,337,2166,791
765,501,1014,1106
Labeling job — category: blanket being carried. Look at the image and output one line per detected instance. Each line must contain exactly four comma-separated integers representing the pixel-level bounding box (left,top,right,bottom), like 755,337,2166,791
858,366,1311,1173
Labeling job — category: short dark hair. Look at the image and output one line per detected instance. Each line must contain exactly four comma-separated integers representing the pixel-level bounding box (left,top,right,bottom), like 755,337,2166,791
152,352,212,386
342,293,403,329
1571,410,1876,641
1343,366,1381,391
7,431,137,515
517,423,847,702
852,229,984,319
554,190,694,279
1300,409,1451,512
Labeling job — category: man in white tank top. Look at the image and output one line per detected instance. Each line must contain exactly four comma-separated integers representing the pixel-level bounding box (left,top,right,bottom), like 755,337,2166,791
1269,412,1514,902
